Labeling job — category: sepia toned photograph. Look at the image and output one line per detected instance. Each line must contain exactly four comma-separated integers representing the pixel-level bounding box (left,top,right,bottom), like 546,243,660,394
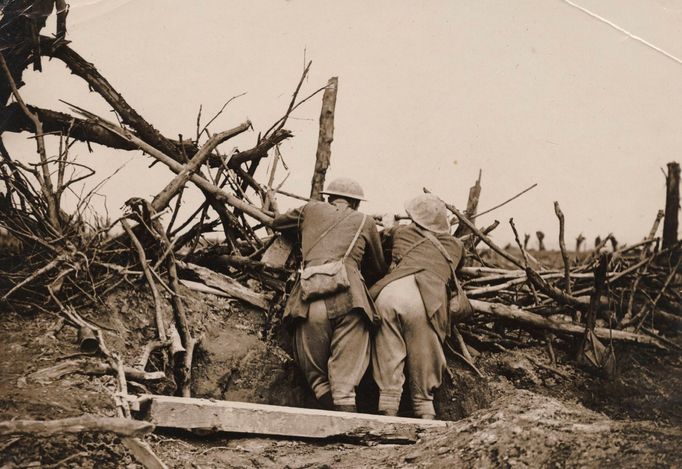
0,1,680,467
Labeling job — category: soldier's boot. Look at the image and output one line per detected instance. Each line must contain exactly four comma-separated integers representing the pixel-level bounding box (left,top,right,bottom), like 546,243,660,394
317,392,334,411
334,404,357,413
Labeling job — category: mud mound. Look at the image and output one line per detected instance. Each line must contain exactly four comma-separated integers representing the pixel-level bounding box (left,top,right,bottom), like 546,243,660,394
3,284,680,468
399,390,682,468
149,389,682,468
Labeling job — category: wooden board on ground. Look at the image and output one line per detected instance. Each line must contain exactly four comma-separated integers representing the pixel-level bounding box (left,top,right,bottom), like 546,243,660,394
131,395,447,443
260,236,294,268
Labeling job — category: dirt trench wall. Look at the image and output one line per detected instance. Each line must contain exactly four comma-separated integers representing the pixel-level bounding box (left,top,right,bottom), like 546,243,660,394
192,321,316,407
90,285,495,418
190,293,493,418
187,295,318,408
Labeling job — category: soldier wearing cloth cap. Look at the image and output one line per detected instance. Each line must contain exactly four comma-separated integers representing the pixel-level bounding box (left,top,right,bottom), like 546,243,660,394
271,178,386,412
371,194,464,419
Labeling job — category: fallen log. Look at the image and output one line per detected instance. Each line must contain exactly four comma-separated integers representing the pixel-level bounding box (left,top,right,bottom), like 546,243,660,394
0,415,154,437
526,268,591,310
131,394,446,442
470,299,668,350
0,103,138,150
27,360,167,384
177,261,272,311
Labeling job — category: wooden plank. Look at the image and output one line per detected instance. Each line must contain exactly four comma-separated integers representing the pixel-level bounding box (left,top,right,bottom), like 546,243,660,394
177,261,272,311
260,236,294,269
133,395,447,442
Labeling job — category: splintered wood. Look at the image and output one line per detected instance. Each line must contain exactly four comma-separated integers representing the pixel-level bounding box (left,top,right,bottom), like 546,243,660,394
132,395,446,442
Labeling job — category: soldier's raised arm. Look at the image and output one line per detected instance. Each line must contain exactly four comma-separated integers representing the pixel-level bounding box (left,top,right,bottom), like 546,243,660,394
271,204,306,233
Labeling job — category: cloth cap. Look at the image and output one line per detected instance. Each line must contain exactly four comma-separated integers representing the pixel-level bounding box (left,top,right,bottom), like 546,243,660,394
404,194,450,234
321,177,366,201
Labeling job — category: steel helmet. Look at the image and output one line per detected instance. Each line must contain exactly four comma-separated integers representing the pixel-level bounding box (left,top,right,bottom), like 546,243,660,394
321,177,366,201
404,194,450,234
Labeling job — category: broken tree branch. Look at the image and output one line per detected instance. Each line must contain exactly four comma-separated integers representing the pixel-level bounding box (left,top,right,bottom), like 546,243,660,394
310,76,338,200
0,53,61,231
554,201,571,295
151,121,251,211
121,219,166,342
42,37,194,161
0,416,154,438
470,299,667,350
454,170,482,237
425,187,525,269
663,162,680,249
67,106,272,224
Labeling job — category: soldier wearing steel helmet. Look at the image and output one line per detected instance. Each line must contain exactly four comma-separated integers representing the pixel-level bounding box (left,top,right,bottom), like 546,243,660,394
370,193,464,419
271,177,386,412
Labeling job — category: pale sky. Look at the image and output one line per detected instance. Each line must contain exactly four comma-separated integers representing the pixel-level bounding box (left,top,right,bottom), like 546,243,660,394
5,0,682,248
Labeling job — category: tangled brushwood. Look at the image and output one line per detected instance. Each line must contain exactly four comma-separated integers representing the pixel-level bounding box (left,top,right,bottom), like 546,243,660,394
1,0,681,414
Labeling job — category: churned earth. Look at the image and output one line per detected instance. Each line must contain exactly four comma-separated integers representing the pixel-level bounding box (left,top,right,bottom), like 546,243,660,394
1,284,680,468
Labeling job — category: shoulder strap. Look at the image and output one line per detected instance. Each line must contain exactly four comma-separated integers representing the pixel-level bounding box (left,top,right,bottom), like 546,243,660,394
401,238,427,260
302,210,355,259
418,227,458,281
392,236,427,267
343,214,367,260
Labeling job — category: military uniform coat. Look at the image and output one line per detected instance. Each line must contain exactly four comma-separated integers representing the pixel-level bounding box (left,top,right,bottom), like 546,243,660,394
369,223,464,341
272,200,386,325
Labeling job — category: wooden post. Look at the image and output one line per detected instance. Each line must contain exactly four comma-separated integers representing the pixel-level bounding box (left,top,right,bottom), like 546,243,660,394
594,236,602,249
662,162,680,249
554,202,571,295
536,231,545,251
454,170,482,237
575,233,585,253
310,77,338,201
609,236,618,251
